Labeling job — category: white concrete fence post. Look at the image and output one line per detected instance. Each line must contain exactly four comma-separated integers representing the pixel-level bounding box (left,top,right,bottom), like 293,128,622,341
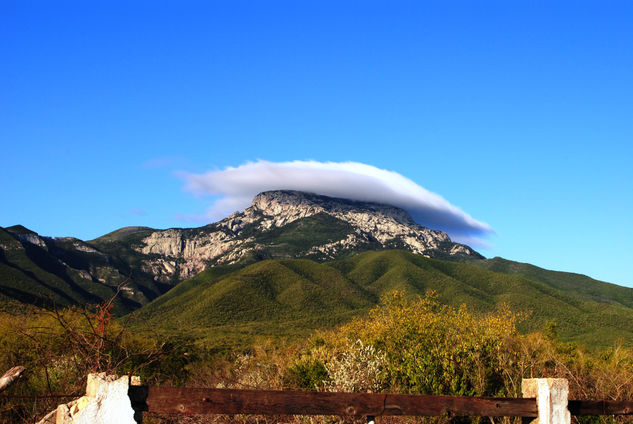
57,373,137,424
522,378,571,424
37,373,139,424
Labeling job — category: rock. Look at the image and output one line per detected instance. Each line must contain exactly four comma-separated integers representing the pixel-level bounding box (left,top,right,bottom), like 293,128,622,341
132,190,482,280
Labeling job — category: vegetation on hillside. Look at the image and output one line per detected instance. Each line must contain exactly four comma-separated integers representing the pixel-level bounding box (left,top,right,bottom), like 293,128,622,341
475,257,633,309
3,292,633,423
178,293,633,423
4,243,633,422
134,250,633,348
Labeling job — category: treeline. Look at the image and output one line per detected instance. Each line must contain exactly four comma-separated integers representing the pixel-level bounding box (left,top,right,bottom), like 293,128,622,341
2,293,633,423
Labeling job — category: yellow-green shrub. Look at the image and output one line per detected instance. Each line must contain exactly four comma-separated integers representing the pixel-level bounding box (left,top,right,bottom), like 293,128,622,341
293,292,523,396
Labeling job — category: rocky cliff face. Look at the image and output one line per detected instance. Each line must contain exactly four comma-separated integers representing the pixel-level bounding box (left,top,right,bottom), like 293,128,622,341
133,191,482,281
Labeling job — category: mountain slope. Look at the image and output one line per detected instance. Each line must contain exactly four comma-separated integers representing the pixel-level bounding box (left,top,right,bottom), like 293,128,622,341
0,226,163,313
134,250,633,348
3,188,631,344
474,257,633,309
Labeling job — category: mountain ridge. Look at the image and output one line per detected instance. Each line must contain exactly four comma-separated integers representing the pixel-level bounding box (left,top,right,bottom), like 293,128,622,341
0,190,480,312
129,190,482,282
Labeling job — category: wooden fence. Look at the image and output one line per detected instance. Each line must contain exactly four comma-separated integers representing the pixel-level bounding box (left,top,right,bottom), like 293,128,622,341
127,385,633,418
34,375,633,423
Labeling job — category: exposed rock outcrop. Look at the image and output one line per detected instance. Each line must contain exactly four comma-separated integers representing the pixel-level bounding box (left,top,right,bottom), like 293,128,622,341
132,190,482,281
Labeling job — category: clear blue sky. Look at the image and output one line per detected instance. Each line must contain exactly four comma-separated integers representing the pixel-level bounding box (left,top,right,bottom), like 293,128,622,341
2,1,632,286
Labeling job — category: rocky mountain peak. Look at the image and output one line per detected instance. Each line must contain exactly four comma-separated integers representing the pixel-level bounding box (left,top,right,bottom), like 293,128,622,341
251,190,415,226
132,190,483,282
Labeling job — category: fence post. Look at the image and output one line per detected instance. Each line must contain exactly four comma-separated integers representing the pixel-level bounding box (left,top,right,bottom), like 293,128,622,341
522,378,571,424
54,373,137,424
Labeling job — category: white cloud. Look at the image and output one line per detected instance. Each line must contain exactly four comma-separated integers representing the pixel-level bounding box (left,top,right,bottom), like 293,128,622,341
181,160,493,244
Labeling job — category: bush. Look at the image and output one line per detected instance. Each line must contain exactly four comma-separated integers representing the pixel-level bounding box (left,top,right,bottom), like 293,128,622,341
324,339,387,393
285,358,328,390
280,291,527,397
310,292,521,396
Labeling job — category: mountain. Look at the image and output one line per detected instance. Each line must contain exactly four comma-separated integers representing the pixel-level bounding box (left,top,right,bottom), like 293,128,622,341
128,190,482,279
133,250,633,348
0,191,480,312
4,189,633,349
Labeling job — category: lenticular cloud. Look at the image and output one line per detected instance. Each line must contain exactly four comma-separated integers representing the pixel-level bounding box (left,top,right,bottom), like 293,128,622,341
182,160,493,244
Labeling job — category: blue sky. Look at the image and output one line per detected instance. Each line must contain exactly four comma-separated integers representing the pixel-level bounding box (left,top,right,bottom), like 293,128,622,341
2,1,632,286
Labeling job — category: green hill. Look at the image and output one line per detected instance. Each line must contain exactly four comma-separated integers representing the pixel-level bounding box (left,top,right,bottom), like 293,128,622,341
133,250,633,348
474,256,633,308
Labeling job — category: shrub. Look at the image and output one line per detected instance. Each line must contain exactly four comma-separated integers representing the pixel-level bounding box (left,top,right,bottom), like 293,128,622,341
285,358,328,390
300,291,523,397
324,339,387,393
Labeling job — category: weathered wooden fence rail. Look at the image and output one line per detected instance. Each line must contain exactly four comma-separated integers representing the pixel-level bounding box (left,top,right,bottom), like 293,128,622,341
128,386,539,417
567,400,633,416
